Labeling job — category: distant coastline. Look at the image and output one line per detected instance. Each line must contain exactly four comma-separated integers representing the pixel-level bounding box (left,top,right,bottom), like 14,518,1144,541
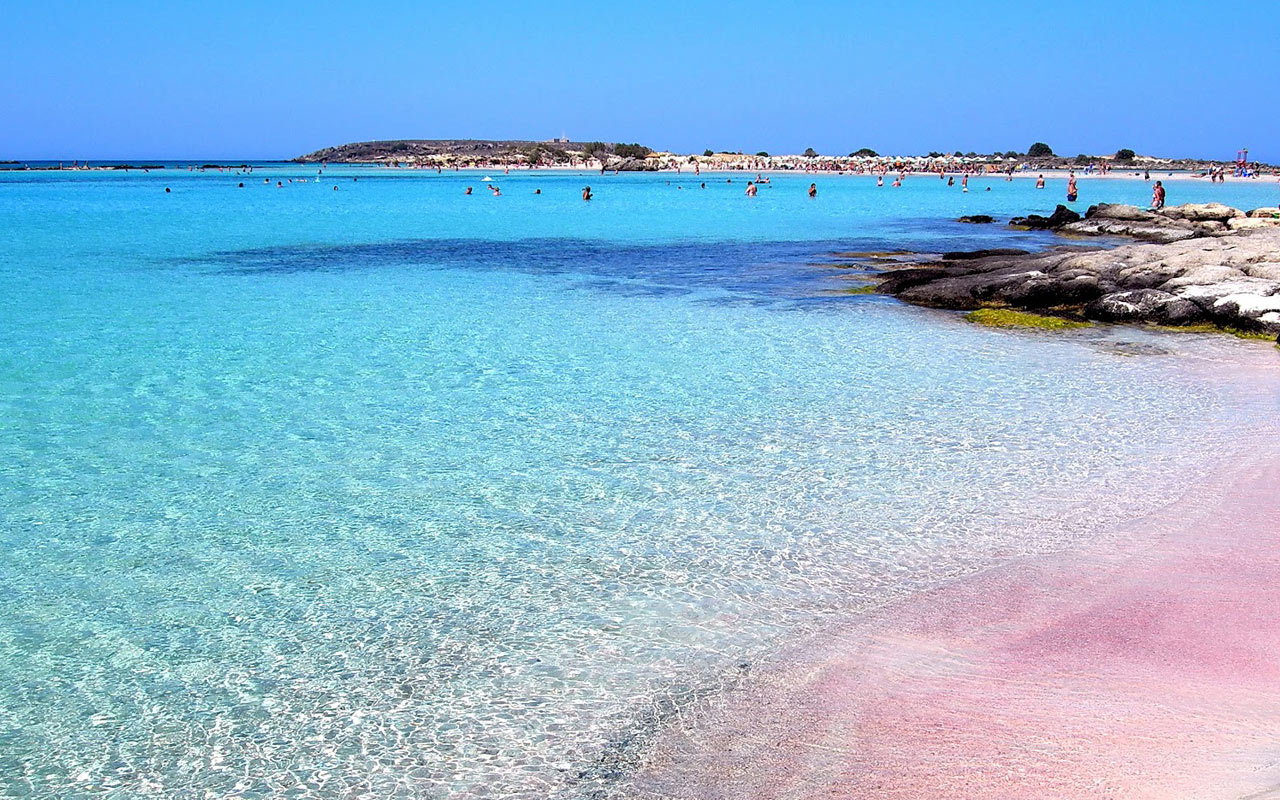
290,138,1278,176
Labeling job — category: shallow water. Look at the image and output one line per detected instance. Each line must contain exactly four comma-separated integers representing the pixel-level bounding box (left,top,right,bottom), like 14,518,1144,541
2,167,1278,798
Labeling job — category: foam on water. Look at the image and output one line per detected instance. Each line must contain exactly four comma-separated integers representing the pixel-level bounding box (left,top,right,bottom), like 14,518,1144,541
1,167,1278,798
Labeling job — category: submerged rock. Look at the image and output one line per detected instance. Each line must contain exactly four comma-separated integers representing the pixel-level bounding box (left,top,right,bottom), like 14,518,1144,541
957,215,995,224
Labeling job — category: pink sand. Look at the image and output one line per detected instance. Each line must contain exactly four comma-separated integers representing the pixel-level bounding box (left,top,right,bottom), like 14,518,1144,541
631,390,1280,798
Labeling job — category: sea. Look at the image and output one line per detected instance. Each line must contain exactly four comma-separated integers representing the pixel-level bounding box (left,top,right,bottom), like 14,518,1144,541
2,164,1279,798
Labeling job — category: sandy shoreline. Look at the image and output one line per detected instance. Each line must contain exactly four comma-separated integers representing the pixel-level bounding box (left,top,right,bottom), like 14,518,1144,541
625,344,1280,799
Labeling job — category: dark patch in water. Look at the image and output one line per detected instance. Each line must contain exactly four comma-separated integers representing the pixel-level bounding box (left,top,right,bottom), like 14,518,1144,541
186,233,1056,303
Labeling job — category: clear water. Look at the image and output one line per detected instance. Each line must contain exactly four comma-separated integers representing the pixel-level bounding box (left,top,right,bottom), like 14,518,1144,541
2,166,1279,799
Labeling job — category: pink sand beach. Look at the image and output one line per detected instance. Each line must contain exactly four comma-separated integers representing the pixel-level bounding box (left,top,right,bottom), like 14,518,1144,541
630,347,1280,800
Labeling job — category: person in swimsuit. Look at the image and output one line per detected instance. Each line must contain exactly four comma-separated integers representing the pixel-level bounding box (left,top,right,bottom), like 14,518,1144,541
582,186,593,201
745,181,757,197
1151,180,1165,210
1066,172,1078,202
808,183,817,198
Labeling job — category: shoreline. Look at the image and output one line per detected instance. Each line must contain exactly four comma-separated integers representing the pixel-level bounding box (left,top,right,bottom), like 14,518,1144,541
624,347,1280,798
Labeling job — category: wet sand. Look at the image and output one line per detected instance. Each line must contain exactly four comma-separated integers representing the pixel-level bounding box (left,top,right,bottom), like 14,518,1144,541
628,350,1280,799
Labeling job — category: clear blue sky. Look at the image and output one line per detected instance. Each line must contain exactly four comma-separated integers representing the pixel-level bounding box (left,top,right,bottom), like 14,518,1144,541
2,0,1275,161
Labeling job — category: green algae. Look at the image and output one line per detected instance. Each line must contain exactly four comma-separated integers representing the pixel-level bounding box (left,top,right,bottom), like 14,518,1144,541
964,308,1092,330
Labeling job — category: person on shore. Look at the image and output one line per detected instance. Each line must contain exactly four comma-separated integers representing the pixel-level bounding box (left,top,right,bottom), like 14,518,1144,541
745,181,757,197
1151,180,1166,210
1066,172,1078,202
1035,174,1045,189
582,186,593,201
808,183,817,198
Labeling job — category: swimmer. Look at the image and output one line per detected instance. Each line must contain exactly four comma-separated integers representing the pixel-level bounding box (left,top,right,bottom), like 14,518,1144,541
465,187,473,194
1035,174,1045,189
165,187,171,193
877,176,884,187
534,188,541,194
808,183,817,198
745,181,757,197
582,186,593,201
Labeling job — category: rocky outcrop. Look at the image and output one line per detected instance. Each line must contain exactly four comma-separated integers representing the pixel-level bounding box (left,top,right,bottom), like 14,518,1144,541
1009,202,1260,244
957,215,995,224
877,222,1280,336
604,157,659,172
1009,205,1080,230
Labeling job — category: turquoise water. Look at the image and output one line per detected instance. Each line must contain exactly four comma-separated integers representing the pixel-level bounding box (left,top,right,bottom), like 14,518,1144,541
2,167,1279,799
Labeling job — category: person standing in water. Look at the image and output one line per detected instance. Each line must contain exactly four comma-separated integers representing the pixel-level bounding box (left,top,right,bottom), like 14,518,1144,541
1066,172,1078,202
1035,174,1045,189
1151,180,1166,210
582,186,593,201
745,181,757,197
808,183,817,198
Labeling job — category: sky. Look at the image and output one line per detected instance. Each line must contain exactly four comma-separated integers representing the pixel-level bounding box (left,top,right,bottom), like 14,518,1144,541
1,0,1275,161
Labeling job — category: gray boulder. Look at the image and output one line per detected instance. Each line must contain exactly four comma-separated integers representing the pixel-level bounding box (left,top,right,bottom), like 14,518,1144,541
1085,289,1203,325
1158,203,1245,222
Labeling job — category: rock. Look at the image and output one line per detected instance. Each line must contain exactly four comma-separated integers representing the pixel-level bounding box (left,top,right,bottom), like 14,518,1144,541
1158,203,1245,222
941,248,1030,260
604,156,658,172
1228,217,1280,231
876,226,1280,332
957,215,995,224
1061,218,1198,243
1160,265,1246,290
1008,205,1079,230
1086,203,1156,222
1175,278,1280,310
1245,263,1280,280
1085,289,1204,325
1192,220,1228,235
1211,294,1280,332
876,267,947,294
1247,207,1280,219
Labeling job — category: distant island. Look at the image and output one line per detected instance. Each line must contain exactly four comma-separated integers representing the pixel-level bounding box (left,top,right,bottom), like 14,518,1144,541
294,139,1272,174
